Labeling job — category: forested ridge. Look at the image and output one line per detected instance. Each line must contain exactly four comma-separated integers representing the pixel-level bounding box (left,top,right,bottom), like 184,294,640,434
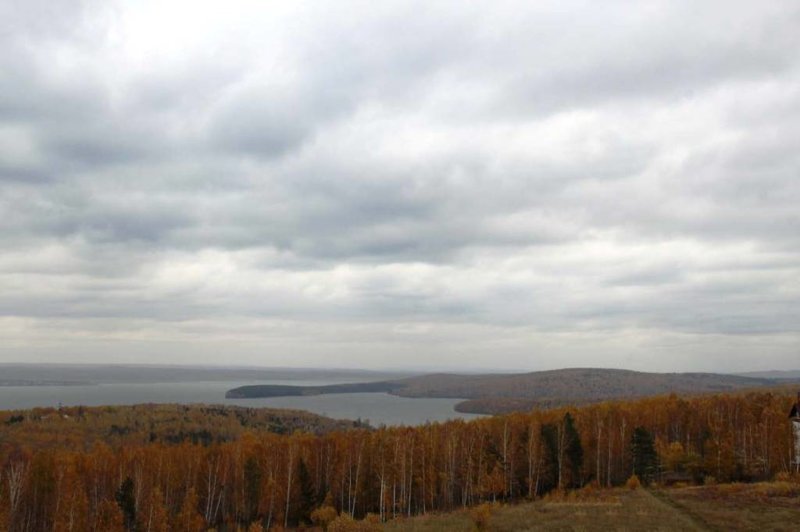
395,368,777,399
225,368,783,415
0,404,364,451
0,390,796,531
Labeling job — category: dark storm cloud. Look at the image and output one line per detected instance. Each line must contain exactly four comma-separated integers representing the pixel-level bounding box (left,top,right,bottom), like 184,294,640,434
0,0,798,369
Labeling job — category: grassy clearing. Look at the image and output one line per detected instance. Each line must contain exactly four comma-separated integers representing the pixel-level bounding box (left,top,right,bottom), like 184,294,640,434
380,479,800,531
654,480,800,532
382,488,704,531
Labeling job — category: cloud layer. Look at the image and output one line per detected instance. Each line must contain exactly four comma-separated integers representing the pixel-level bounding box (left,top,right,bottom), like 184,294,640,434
1,0,798,371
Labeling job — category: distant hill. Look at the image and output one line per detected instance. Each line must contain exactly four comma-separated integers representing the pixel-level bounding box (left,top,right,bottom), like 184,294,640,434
395,368,775,399
226,367,789,415
393,368,781,412
735,370,800,380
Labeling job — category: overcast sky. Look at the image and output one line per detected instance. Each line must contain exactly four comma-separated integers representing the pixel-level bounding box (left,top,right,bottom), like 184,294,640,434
1,1,798,372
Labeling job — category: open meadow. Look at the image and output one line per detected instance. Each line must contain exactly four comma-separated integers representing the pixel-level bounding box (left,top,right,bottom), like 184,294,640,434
382,481,800,532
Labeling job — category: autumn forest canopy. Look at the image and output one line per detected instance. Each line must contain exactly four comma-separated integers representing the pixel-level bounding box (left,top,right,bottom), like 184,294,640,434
1,389,797,531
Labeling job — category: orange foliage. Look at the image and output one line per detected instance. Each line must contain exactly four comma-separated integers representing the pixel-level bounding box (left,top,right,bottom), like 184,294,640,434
0,390,796,530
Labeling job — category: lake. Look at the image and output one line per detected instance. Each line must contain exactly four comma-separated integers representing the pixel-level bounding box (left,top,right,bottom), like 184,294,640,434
0,380,484,426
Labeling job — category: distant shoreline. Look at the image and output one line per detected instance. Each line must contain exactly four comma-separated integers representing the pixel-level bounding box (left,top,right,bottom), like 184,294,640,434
0,380,93,387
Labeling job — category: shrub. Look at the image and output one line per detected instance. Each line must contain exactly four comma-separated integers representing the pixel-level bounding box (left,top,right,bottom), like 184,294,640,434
363,513,381,525
575,483,617,503
310,505,338,531
625,474,641,490
327,515,357,532
543,489,567,502
326,514,381,532
469,503,493,531
755,481,800,498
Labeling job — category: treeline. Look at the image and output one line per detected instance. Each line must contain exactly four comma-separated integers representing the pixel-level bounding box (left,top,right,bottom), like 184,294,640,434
0,404,362,451
0,391,796,531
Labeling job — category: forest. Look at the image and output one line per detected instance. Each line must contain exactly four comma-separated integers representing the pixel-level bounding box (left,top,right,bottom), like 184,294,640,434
224,368,783,415
0,390,796,531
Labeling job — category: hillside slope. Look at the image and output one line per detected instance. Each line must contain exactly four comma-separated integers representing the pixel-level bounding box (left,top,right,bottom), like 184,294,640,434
394,368,776,401
226,368,784,415
394,368,781,413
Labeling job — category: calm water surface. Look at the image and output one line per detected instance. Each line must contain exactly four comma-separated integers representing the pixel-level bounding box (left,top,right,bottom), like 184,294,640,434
0,380,483,426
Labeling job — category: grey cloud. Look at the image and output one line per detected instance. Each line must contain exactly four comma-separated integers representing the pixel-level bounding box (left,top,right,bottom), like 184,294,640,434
0,48,107,128
0,161,50,183
0,1,111,122
42,123,162,167
0,0,798,369
207,87,315,157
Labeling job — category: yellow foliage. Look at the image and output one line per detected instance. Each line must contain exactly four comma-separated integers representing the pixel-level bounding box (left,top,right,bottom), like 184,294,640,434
663,441,688,472
469,503,493,531
625,474,641,490
754,481,800,497
773,471,793,482
327,514,381,532
363,513,381,525
310,505,338,530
